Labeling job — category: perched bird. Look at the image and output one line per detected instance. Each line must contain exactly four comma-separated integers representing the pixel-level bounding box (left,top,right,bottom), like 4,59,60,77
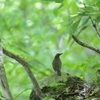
52,53,62,76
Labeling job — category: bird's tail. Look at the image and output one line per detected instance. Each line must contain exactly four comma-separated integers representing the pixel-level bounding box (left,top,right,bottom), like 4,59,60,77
57,69,61,76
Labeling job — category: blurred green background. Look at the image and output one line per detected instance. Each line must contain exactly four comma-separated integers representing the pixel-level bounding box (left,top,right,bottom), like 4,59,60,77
0,0,100,99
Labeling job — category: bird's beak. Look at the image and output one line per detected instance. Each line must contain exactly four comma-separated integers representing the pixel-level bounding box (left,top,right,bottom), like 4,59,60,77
59,53,63,55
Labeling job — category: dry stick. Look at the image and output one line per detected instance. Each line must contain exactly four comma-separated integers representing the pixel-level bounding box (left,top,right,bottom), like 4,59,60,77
3,48,43,99
72,35,100,54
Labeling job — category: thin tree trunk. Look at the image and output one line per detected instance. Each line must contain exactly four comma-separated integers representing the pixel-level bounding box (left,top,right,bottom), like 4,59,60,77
0,43,13,100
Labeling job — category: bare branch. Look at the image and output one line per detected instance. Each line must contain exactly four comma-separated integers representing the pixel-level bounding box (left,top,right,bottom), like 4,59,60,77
3,48,43,99
72,35,100,54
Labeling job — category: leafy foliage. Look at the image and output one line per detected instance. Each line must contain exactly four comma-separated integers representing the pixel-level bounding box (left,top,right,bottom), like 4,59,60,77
0,0,100,99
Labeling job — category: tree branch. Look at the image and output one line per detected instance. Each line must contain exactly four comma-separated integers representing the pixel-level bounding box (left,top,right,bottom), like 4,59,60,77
89,16,100,37
83,3,100,37
3,48,43,99
72,35,100,54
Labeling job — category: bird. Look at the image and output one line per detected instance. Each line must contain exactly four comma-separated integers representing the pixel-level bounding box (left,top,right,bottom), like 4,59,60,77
52,53,62,76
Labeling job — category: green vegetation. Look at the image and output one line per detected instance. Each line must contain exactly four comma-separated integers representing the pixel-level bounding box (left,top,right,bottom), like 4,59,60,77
0,0,100,99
